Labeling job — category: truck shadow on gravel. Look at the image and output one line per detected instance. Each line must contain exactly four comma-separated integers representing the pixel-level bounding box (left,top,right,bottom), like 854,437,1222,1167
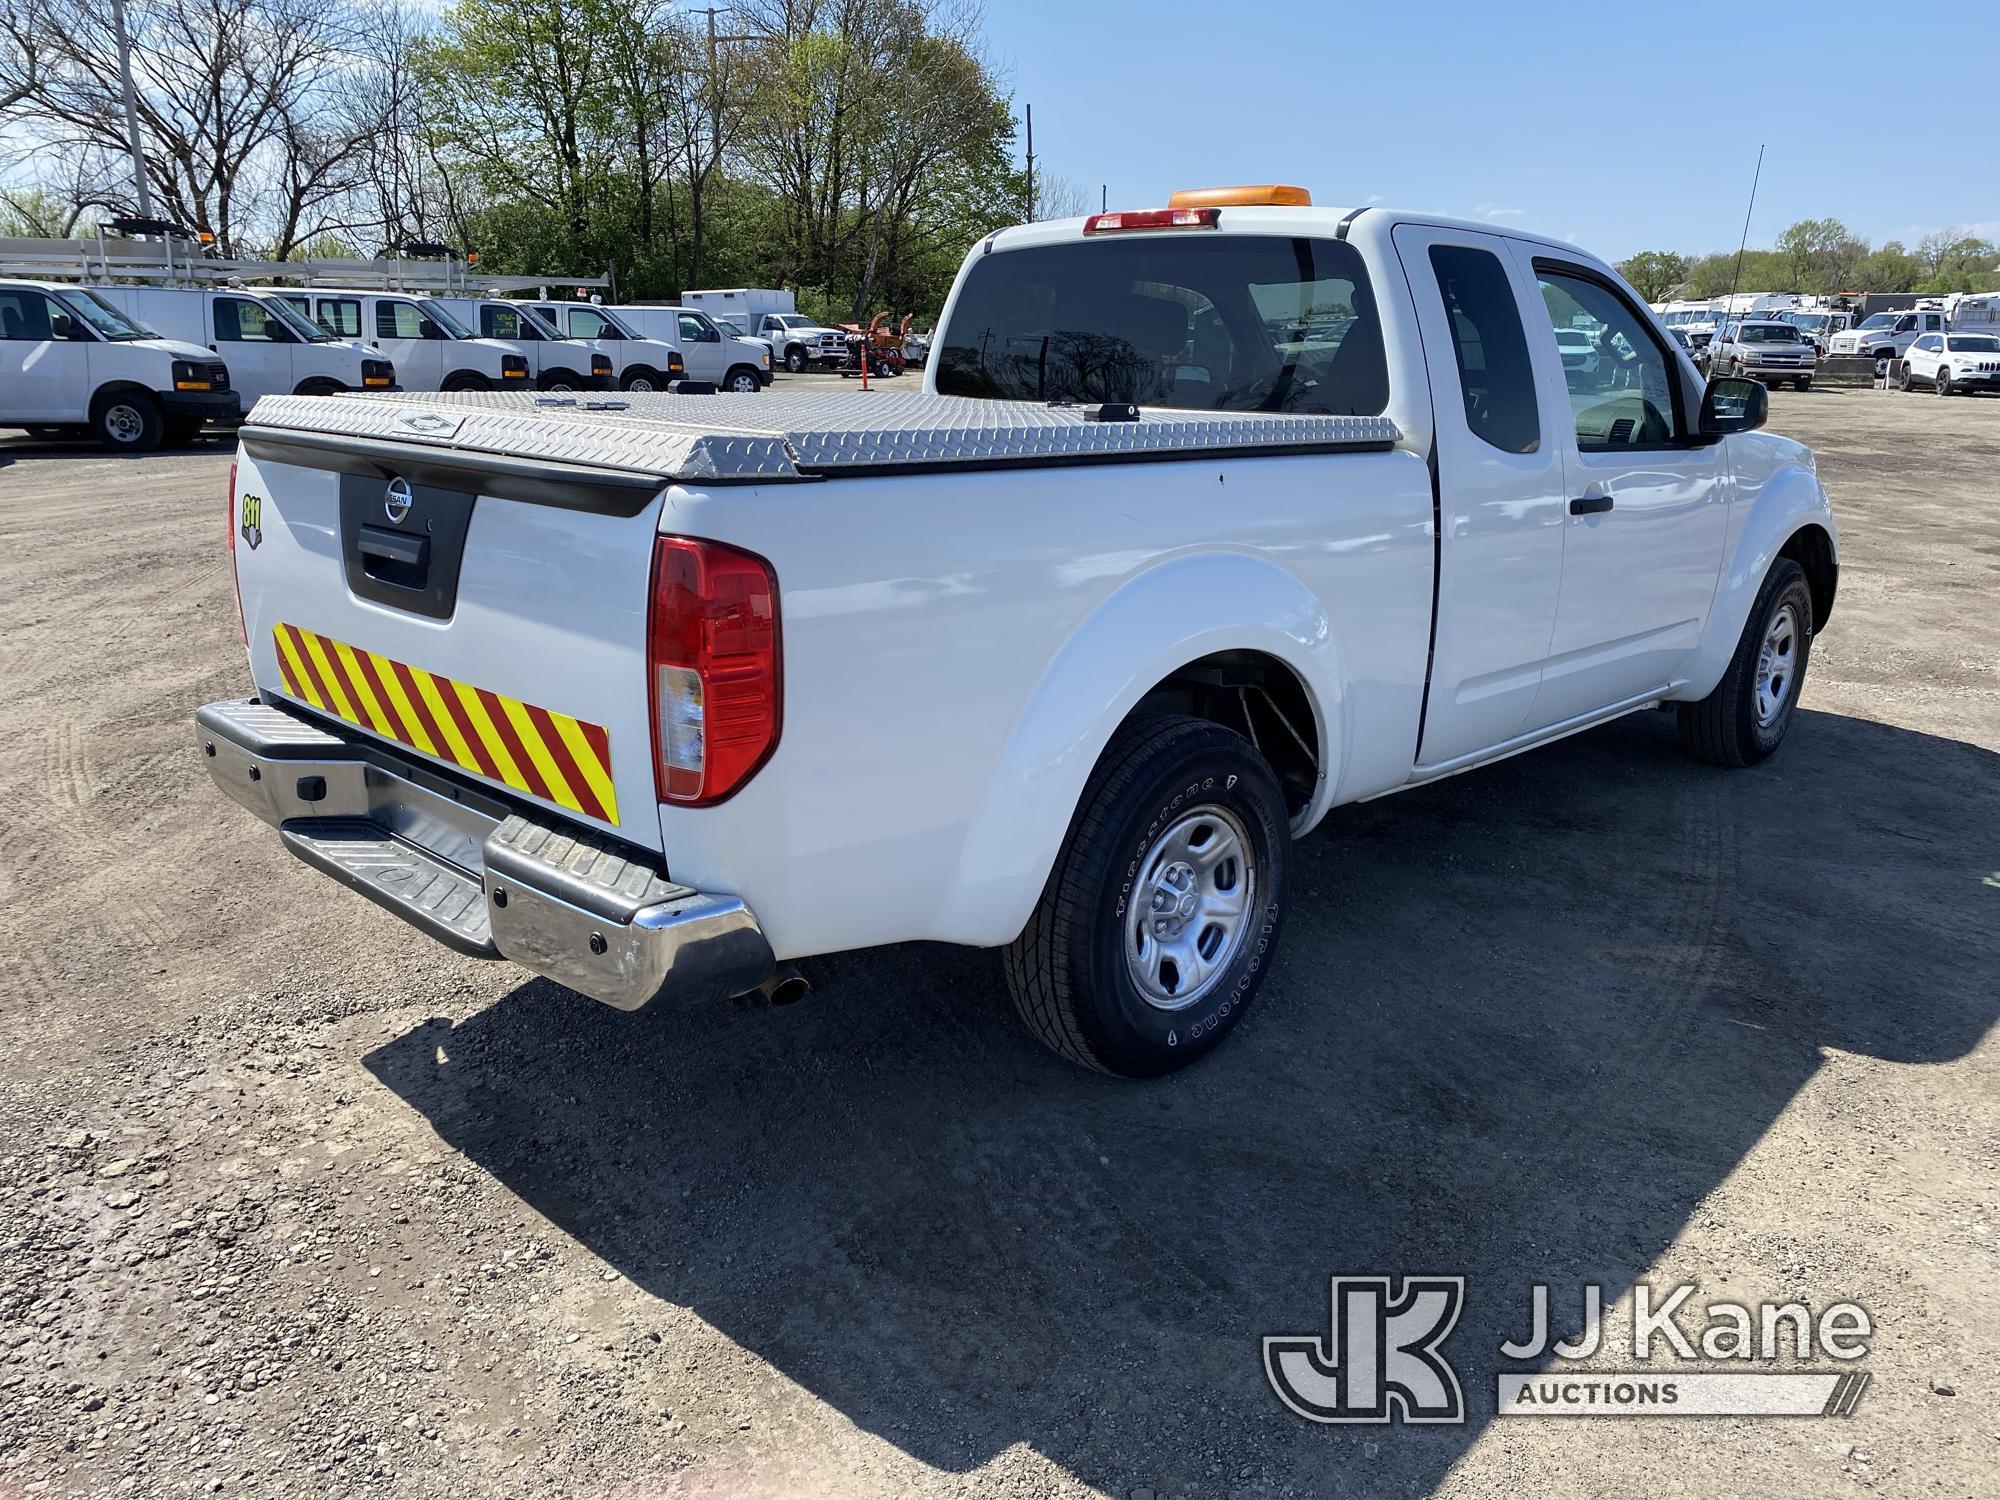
365,707,1999,1496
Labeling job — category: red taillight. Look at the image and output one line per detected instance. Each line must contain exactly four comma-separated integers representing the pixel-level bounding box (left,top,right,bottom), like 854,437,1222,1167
227,459,246,644
1082,207,1220,234
647,536,780,804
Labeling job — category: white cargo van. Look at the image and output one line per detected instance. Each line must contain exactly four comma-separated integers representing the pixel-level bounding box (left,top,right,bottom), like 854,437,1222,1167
92,285,394,405
432,298,640,391
0,277,238,450
597,304,772,391
277,290,528,392
522,302,689,391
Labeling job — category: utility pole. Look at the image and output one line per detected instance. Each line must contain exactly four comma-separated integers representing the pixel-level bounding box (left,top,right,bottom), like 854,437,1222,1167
110,0,155,218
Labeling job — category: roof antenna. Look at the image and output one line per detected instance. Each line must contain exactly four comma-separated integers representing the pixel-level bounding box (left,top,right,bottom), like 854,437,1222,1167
1727,144,1766,311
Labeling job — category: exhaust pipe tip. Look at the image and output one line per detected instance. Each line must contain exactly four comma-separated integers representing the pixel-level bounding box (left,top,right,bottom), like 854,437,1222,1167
756,965,812,1006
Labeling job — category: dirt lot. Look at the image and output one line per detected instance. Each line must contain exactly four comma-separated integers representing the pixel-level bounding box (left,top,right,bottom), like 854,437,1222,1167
1,387,1995,1499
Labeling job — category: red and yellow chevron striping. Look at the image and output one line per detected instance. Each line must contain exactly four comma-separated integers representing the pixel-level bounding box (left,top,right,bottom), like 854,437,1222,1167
270,622,619,827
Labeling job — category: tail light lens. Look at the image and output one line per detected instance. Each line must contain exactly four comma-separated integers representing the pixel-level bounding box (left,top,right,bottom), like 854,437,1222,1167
227,459,246,644
647,537,780,804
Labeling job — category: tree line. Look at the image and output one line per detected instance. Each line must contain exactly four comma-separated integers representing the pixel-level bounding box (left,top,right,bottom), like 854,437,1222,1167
1616,218,2000,304
0,0,1043,322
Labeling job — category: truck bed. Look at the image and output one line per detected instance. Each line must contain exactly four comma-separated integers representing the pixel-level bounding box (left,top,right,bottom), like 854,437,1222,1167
239,389,1403,484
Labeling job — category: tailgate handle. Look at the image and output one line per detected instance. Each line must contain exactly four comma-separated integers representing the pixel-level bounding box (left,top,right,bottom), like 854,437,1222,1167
358,524,429,571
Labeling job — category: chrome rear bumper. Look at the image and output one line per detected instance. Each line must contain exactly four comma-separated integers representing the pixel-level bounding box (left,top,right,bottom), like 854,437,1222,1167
196,698,774,1010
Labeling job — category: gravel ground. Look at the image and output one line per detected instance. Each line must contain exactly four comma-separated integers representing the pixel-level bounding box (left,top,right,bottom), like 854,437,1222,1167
0,385,1995,1499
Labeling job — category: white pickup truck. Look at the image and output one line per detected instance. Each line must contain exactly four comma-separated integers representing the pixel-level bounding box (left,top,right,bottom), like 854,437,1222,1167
198,189,1837,1077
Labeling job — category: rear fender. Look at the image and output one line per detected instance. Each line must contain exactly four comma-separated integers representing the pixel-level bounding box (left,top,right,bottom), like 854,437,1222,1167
1681,457,1837,700
934,551,1344,947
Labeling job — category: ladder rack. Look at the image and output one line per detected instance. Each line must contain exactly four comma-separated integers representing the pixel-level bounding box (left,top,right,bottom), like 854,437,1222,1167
0,235,609,298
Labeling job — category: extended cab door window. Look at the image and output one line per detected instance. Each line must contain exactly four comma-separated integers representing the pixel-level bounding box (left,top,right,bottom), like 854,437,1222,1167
1429,244,1539,453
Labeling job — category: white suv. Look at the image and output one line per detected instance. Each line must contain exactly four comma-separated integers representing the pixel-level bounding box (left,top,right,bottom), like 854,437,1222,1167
1898,331,2000,396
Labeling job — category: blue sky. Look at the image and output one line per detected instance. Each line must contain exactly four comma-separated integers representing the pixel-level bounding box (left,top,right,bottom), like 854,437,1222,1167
980,0,2000,260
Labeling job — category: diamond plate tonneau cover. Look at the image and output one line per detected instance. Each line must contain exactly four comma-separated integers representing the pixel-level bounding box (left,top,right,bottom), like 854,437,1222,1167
243,389,1402,484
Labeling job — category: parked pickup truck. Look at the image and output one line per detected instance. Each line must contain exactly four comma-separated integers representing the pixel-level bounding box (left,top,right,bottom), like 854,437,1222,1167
198,187,1837,1078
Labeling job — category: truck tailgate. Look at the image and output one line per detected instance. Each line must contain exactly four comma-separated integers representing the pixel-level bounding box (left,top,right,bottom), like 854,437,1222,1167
234,396,672,850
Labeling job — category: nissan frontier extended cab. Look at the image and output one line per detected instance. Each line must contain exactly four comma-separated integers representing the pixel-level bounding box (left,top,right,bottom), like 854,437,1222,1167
198,187,1836,1077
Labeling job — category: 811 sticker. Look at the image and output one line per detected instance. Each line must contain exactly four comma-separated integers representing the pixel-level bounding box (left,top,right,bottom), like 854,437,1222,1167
239,492,263,551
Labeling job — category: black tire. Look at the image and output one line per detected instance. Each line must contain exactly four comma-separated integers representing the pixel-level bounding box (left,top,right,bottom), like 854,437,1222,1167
293,378,343,397
1003,714,1289,1077
440,371,491,392
90,389,164,453
538,369,583,392
1935,366,1953,397
784,345,808,374
1795,377,1811,391
1677,559,1813,768
724,365,762,393
619,366,663,392
22,424,81,441
1897,362,1914,391
160,420,205,447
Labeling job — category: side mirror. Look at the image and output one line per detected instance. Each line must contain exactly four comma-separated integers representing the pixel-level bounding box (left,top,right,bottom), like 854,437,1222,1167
1700,375,1767,436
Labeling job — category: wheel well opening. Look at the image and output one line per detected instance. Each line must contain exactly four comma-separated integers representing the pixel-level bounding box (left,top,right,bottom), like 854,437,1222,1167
1780,524,1837,631
1134,651,1320,817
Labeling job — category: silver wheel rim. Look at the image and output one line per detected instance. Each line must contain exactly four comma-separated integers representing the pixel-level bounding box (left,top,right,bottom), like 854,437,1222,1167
628,376,654,392
730,375,758,392
104,403,144,444
1755,602,1800,727
1125,804,1256,1011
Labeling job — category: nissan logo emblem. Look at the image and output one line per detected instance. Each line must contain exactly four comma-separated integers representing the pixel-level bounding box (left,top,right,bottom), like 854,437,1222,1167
384,476,413,524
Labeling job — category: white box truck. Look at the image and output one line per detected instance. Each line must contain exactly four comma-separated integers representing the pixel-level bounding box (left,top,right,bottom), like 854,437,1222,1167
683,289,847,372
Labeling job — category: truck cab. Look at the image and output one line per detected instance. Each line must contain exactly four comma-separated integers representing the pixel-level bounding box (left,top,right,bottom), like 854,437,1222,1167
525,303,684,391
431,298,619,391
90,286,394,404
1829,306,1947,360
602,305,771,391
280,290,529,392
0,278,237,449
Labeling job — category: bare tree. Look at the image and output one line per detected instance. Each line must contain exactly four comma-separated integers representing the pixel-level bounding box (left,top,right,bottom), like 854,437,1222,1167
0,0,379,254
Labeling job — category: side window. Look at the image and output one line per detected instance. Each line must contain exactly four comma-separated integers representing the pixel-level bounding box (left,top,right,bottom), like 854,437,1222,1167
1915,335,1941,353
569,308,613,338
1428,245,1539,454
678,313,717,344
319,299,361,338
481,307,525,340
214,297,285,342
376,301,427,340
0,289,56,341
1535,268,1682,450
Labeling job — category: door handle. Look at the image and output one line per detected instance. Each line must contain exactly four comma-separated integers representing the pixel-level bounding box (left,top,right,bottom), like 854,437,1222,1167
1569,492,1614,516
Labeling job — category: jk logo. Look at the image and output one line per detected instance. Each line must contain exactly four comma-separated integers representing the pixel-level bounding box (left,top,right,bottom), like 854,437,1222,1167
1264,1276,1466,1424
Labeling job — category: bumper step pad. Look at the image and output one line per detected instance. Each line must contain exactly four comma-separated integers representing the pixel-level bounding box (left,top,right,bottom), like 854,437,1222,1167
281,817,497,956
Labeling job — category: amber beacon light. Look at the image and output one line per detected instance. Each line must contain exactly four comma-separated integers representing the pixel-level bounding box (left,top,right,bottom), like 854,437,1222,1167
1166,185,1314,209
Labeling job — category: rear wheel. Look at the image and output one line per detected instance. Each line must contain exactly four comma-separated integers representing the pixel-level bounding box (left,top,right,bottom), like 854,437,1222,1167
1677,559,1813,768
1003,715,1289,1077
724,366,762,393
22,424,82,441
161,420,205,447
90,390,163,453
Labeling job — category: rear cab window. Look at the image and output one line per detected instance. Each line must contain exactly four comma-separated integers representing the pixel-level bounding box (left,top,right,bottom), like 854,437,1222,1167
934,234,1389,415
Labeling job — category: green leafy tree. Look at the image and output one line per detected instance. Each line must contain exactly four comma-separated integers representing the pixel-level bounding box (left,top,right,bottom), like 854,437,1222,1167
1616,250,1691,303
1775,217,1867,294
